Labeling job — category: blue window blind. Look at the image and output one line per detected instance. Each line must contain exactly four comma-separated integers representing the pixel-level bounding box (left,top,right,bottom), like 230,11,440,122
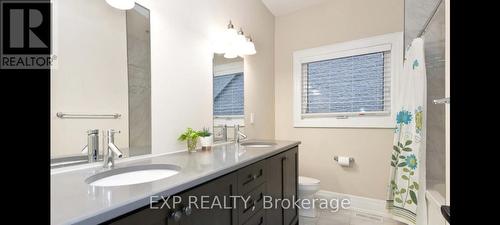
302,51,390,116
214,73,244,116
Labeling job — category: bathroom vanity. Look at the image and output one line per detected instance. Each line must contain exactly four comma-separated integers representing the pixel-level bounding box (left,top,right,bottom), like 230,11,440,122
50,140,300,225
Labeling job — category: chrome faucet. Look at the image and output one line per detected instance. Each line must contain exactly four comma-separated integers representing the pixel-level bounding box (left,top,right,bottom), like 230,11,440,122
81,129,100,163
234,124,247,143
103,129,123,168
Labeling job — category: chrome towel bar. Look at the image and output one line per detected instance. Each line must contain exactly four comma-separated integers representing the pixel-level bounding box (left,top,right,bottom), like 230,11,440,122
334,156,354,163
56,112,121,119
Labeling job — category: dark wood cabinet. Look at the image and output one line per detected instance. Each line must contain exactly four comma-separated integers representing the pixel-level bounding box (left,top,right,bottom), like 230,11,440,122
283,147,298,225
168,173,238,225
107,173,237,225
265,151,284,225
237,160,266,195
265,147,298,225
242,209,266,225
106,197,172,225
105,205,169,225
105,146,298,225
237,183,266,224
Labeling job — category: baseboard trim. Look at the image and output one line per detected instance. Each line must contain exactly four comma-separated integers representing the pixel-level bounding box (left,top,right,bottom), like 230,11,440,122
315,190,391,218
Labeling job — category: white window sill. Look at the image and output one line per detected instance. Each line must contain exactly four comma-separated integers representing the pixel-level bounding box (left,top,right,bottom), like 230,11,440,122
294,115,396,128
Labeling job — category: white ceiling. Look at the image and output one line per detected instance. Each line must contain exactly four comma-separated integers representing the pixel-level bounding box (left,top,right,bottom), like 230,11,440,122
261,0,330,16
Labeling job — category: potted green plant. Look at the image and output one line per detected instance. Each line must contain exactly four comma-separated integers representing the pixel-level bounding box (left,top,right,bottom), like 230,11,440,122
178,128,200,152
198,127,213,150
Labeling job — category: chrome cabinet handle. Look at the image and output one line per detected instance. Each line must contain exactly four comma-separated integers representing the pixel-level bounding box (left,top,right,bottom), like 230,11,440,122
183,206,192,216
248,174,258,180
243,199,255,213
169,210,182,222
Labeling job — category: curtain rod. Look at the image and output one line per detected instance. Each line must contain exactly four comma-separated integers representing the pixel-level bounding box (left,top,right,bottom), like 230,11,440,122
417,0,444,38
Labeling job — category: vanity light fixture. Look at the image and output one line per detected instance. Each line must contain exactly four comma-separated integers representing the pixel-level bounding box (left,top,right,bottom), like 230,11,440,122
216,21,257,58
225,21,237,41
225,28,245,59
235,28,247,48
224,51,238,59
214,21,236,54
240,36,256,56
105,0,135,10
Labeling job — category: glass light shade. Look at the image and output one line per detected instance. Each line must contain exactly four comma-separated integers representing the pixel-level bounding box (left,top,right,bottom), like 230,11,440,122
212,39,226,54
218,27,237,54
240,40,256,56
235,33,246,45
235,34,247,54
106,0,135,10
224,40,239,58
247,42,256,55
224,51,238,59
224,27,237,42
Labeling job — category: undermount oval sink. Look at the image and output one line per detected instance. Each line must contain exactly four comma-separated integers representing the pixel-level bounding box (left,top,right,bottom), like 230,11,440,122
240,141,277,148
85,164,181,187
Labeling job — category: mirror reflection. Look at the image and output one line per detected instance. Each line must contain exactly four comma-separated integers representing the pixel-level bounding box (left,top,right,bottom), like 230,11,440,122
50,0,151,167
212,54,244,143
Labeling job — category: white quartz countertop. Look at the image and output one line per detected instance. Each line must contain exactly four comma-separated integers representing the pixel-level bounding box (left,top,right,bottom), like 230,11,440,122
50,140,300,225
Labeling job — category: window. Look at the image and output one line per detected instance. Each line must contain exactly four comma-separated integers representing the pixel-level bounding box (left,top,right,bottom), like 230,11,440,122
213,73,244,116
293,32,403,128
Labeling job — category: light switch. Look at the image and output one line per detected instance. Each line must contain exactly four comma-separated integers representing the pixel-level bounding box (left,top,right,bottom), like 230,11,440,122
250,113,255,124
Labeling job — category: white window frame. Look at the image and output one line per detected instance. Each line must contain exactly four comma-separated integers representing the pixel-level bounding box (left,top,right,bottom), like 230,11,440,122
214,61,244,77
293,32,403,128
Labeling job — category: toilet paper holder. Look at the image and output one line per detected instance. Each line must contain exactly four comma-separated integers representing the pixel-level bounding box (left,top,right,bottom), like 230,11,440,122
334,156,354,163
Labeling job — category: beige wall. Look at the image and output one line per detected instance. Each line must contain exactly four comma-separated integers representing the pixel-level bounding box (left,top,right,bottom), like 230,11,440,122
135,0,275,153
274,0,404,200
51,0,129,157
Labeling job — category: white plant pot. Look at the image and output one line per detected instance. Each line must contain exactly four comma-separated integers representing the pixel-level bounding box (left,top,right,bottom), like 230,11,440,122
200,136,212,147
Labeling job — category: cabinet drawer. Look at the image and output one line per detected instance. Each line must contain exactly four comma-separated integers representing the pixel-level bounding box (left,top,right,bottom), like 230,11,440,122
242,210,266,225
237,160,266,195
169,172,238,225
238,183,266,224
106,201,170,225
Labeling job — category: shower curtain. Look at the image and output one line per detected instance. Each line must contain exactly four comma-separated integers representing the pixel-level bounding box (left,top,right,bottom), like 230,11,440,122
387,37,427,225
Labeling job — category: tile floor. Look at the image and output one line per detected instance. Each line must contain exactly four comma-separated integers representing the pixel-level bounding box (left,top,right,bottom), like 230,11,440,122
299,208,404,225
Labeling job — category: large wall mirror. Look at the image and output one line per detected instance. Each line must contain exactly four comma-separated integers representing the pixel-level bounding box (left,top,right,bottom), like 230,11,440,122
51,0,151,165
212,54,244,143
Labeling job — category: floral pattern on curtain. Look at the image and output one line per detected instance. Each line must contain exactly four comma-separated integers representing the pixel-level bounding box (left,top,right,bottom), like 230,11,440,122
387,38,427,225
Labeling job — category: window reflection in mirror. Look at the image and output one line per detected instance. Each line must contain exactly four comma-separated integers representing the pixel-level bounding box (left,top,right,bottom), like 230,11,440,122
213,54,244,143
